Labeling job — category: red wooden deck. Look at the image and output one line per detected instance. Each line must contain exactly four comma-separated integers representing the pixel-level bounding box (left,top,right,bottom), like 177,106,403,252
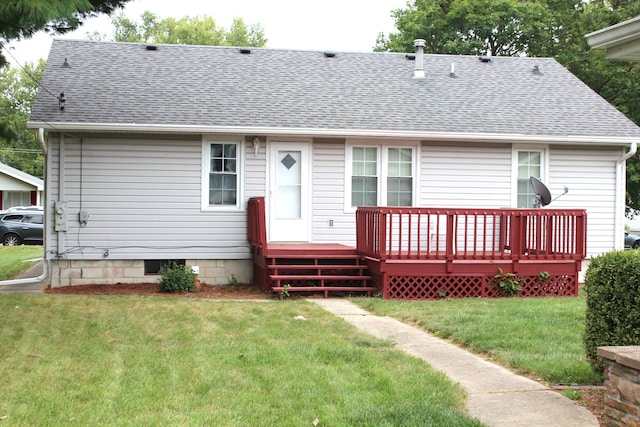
248,197,587,299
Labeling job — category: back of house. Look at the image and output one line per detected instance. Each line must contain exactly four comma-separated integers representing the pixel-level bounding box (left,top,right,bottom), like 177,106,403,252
27,39,640,287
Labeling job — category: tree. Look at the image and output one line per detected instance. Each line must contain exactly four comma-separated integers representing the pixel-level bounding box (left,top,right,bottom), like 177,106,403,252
106,11,267,47
375,0,551,56
0,60,45,178
0,0,132,67
376,0,640,213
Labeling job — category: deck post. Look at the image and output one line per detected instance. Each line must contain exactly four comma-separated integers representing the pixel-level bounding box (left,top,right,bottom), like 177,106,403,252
380,211,388,258
446,212,455,273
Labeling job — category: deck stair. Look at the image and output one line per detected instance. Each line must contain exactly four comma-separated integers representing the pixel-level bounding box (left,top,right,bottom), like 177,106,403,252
266,245,377,298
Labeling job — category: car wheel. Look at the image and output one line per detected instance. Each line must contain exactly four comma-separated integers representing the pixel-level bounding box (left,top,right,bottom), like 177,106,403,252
633,240,640,249
2,234,22,246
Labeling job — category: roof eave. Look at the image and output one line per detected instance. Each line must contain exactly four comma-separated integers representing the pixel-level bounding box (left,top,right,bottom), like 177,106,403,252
586,16,640,56
27,121,640,146
0,163,44,189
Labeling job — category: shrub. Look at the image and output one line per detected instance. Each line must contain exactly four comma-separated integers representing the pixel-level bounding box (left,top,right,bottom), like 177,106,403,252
158,262,196,293
584,250,640,373
490,268,523,296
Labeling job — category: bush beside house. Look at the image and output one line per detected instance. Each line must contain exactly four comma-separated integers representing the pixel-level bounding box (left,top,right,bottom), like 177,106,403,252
584,250,640,372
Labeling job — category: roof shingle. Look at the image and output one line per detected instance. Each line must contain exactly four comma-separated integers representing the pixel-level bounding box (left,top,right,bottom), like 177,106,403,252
29,39,640,140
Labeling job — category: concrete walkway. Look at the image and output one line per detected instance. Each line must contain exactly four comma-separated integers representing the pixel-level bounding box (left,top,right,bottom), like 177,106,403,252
0,260,46,294
311,299,598,427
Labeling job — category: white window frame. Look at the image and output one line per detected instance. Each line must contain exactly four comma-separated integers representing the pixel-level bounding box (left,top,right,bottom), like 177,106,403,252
344,141,419,213
201,136,244,211
512,145,548,208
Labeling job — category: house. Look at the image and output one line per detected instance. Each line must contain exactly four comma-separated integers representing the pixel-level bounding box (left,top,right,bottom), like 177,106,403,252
587,16,640,233
0,162,43,211
586,15,640,61
27,39,640,291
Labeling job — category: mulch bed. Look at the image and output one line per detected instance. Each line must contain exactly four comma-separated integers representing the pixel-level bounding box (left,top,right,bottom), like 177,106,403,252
45,282,271,299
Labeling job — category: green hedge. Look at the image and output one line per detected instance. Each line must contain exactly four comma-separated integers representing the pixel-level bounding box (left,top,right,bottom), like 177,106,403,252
158,262,196,293
584,250,640,373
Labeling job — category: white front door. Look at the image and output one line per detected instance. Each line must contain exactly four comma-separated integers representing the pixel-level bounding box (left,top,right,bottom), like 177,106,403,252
268,142,311,242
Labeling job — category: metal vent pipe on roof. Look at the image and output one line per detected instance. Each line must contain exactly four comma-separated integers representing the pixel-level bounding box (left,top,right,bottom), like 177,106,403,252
413,39,426,78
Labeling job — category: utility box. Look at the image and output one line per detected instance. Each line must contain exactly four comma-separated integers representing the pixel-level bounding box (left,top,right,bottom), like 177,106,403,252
54,201,67,232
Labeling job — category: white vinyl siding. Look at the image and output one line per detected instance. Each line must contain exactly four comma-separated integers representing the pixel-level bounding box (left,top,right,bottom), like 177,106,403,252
244,138,267,200
43,134,622,263
548,146,620,256
420,142,512,208
312,140,351,244
46,136,250,260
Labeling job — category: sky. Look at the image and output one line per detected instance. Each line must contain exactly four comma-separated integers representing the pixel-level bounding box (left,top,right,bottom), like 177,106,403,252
5,0,408,67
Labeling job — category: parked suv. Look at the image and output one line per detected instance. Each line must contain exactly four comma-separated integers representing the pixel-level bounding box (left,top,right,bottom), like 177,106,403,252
0,211,44,246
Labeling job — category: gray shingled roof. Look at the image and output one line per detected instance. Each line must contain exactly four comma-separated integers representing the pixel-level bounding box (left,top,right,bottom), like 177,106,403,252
28,39,640,140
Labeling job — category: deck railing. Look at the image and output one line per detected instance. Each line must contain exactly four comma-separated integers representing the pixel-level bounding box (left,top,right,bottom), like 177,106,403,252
356,207,587,262
247,197,267,251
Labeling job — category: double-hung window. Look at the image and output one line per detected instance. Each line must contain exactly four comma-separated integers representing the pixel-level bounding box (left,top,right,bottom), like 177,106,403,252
202,138,242,210
514,147,546,208
351,147,378,206
386,148,413,206
347,144,416,210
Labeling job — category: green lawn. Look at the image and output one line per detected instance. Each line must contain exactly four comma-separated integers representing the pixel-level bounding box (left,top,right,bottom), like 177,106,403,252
0,295,483,427
0,245,43,281
352,294,602,385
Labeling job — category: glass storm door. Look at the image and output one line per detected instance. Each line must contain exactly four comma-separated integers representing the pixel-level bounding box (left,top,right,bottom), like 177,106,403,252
269,143,311,242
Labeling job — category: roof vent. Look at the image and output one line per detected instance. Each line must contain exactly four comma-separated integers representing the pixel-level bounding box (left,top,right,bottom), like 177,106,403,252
532,65,543,75
405,54,416,60
324,51,336,58
479,56,491,62
146,45,158,51
62,58,70,68
239,48,251,54
413,39,426,79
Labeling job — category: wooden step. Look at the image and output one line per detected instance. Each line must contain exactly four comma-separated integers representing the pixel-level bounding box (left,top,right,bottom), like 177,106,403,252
267,254,362,260
270,274,371,281
268,264,367,271
272,285,378,299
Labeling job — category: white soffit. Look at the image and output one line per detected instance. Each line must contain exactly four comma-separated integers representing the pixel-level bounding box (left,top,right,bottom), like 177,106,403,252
586,15,640,61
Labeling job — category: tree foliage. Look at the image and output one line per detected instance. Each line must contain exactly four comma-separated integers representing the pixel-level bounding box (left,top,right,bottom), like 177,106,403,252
0,0,131,66
376,0,640,213
100,11,267,47
0,60,45,178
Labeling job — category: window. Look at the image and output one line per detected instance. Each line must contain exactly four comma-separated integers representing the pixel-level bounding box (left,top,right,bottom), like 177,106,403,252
25,214,43,224
202,138,243,210
515,148,545,208
347,144,416,210
144,259,185,275
387,148,413,206
351,147,378,206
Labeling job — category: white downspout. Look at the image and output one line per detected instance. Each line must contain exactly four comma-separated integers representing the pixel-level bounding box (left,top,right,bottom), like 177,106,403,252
615,141,637,249
0,128,49,287
57,133,65,256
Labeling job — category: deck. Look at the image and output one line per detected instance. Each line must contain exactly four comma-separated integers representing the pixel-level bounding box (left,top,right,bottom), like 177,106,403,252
248,197,587,299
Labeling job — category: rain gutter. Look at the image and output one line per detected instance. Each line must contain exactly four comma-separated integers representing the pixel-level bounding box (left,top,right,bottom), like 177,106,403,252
615,141,638,248
25,121,640,146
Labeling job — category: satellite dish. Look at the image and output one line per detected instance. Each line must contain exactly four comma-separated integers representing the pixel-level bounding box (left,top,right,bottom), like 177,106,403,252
530,177,552,207
529,177,569,208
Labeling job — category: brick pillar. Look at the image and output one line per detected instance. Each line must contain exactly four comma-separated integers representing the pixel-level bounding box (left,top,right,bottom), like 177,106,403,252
598,346,640,426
